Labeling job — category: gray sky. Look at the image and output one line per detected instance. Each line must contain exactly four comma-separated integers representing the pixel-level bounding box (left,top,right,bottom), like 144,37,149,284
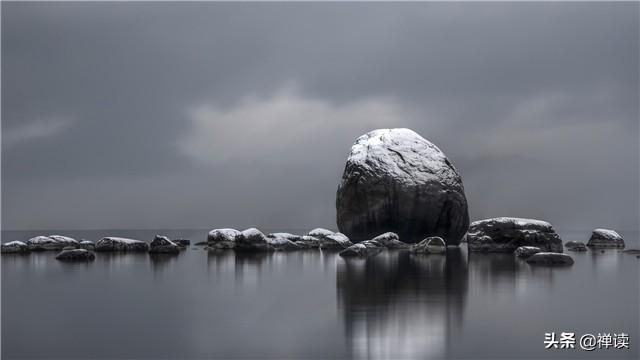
2,2,638,233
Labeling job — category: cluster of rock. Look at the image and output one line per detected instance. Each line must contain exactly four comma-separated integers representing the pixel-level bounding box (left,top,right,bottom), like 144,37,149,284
1,234,190,261
204,227,354,252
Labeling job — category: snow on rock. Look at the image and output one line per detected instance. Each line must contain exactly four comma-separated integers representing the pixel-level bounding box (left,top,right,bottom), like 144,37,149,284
339,240,384,258
303,229,352,250
149,235,180,254
78,240,95,251
27,235,79,251
207,228,241,250
308,228,335,238
1,241,30,254
371,232,410,249
514,246,541,258
267,233,303,242
235,228,299,252
409,237,446,254
587,229,625,248
95,237,149,252
467,217,563,253
336,128,469,244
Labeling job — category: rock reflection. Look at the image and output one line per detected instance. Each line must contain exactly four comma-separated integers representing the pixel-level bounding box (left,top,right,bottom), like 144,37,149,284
337,248,468,359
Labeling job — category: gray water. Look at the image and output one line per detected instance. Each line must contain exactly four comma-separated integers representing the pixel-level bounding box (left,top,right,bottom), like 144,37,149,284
2,229,639,359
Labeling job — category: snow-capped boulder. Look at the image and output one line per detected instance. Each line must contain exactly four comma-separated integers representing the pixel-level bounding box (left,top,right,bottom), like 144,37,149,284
1,241,30,254
267,233,303,242
55,248,95,261
565,241,587,252
234,228,299,252
304,229,352,249
514,246,541,258
95,237,149,252
409,237,446,254
526,252,574,266
308,228,335,238
149,235,180,254
207,228,241,249
587,229,625,248
78,240,95,251
467,217,563,253
339,240,384,258
27,235,78,251
294,236,323,249
336,128,469,245
371,232,409,249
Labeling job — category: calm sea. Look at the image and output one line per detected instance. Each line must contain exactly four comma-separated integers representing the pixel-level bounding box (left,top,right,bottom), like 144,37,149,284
2,229,638,359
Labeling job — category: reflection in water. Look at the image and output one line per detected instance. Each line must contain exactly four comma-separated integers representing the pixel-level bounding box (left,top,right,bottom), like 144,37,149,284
148,253,179,273
337,248,468,359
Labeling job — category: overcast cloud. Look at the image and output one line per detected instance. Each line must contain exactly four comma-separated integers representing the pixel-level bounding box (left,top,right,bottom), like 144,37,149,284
2,2,638,234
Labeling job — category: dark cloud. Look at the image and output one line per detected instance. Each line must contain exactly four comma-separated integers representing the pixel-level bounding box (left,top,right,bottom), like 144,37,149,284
2,2,638,233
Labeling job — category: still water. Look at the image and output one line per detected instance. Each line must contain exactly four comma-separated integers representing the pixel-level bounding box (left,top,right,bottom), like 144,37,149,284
2,229,639,359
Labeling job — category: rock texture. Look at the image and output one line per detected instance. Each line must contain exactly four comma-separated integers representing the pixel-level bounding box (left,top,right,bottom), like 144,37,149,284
55,249,96,261
1,241,30,254
78,241,95,251
371,232,409,249
207,228,241,250
95,237,150,252
587,229,625,248
339,240,384,257
149,235,180,254
303,229,353,250
336,128,469,244
467,217,563,253
234,228,299,252
409,237,446,254
172,239,191,247
27,235,78,251
565,241,587,252
514,246,541,258
526,252,574,266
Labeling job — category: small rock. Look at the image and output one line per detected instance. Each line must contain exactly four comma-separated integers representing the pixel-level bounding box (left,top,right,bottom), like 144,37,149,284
526,252,574,266
78,240,95,251
371,232,409,249
207,228,241,250
149,235,180,254
95,237,150,252
55,249,96,262
339,240,384,258
1,241,30,254
587,229,625,248
305,228,353,249
172,239,191,247
409,237,446,254
514,246,541,258
565,241,587,252
622,249,640,255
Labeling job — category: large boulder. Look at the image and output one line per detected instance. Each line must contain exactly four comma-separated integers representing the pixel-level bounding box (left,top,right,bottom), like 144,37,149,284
234,228,299,252
149,235,180,254
1,241,30,254
336,128,469,244
587,229,625,248
467,217,563,253
95,237,149,252
55,249,96,262
526,252,574,266
27,235,78,251
339,240,384,258
207,228,241,249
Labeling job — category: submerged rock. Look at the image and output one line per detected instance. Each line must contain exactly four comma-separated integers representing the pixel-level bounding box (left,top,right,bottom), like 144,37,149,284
172,239,191,247
27,235,79,251
95,237,149,252
587,229,625,248
235,228,299,252
1,241,30,254
526,252,574,266
371,232,409,249
336,128,469,245
149,235,180,254
622,249,640,255
409,237,446,254
565,241,587,252
467,217,563,253
55,249,95,262
514,246,541,258
207,228,241,250
339,240,384,258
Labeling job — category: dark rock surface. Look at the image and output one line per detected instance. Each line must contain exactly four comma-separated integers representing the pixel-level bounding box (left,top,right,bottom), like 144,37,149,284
207,228,241,250
172,239,191,247
339,240,384,257
149,235,180,254
95,237,150,252
55,249,96,261
303,229,352,250
622,249,640,255
371,232,409,249
467,217,563,253
1,241,30,254
586,229,625,248
409,237,446,254
27,235,79,251
78,241,95,251
336,128,469,245
235,228,300,252
514,246,541,258
565,241,587,252
525,252,574,266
